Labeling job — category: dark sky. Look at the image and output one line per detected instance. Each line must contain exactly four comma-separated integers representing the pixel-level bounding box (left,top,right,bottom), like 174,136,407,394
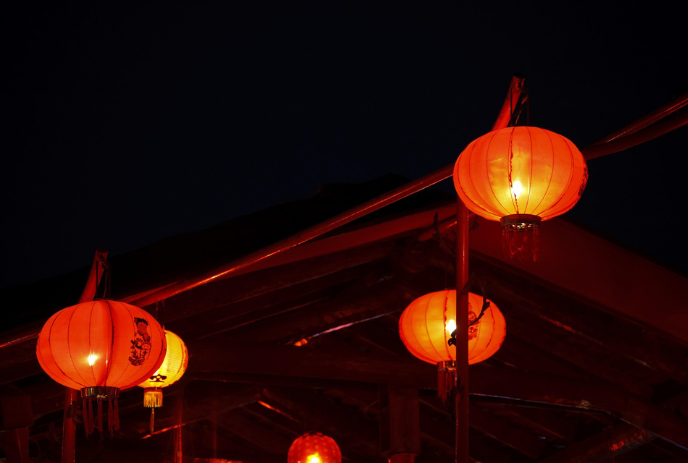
2,3,688,289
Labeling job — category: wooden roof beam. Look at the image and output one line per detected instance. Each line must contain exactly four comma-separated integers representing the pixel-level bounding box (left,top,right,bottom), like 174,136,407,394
151,243,392,324
215,410,292,455
468,405,545,459
417,408,511,463
538,390,688,461
491,405,577,442
466,256,688,383
227,281,413,344
178,263,381,341
505,316,654,398
537,423,651,463
127,384,262,440
188,341,688,448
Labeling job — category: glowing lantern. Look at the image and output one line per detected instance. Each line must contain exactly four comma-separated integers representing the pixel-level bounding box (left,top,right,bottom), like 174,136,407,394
399,290,506,401
453,126,588,260
137,330,188,432
288,432,342,463
36,299,166,434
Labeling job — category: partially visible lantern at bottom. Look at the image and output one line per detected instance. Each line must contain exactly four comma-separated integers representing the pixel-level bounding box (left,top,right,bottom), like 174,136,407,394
36,299,167,434
288,432,341,463
399,290,506,402
137,330,189,432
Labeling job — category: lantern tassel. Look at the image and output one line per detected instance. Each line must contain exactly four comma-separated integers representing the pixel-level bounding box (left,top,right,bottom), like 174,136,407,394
108,398,114,436
150,408,155,434
501,215,540,262
88,397,94,435
437,361,457,404
114,397,120,431
97,398,103,433
82,398,91,436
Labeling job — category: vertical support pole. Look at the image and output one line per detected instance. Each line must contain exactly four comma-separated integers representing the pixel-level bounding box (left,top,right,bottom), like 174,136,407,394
212,383,217,459
455,198,470,463
379,385,420,463
61,388,79,463
175,393,183,463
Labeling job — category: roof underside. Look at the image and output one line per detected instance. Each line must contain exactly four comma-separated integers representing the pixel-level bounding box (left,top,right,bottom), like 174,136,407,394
2,174,688,463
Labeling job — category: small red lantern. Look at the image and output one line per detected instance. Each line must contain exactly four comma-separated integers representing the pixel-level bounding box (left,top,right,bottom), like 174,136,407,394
36,299,167,434
399,290,506,401
454,126,588,260
288,432,342,463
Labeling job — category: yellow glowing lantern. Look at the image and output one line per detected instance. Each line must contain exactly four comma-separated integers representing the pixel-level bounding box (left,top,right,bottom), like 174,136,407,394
137,330,188,432
288,432,341,463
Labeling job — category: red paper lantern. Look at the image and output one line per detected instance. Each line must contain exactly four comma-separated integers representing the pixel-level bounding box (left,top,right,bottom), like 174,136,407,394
288,432,342,463
399,290,506,401
454,126,588,260
36,299,166,434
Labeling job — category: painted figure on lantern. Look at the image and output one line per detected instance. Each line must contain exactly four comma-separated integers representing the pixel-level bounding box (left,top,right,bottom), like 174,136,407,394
130,317,153,366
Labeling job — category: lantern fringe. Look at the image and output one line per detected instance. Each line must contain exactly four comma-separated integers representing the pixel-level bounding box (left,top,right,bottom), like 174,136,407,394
82,398,91,436
438,361,457,404
81,395,119,437
114,397,120,430
501,215,540,262
143,388,163,408
97,398,103,433
88,398,94,435
108,398,114,436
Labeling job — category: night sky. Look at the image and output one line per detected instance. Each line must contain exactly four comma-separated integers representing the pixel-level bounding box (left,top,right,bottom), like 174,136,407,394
2,3,688,289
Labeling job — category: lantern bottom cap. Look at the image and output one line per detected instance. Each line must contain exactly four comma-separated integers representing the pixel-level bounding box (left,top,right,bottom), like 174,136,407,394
500,214,541,261
438,360,456,370
81,386,119,400
500,214,541,228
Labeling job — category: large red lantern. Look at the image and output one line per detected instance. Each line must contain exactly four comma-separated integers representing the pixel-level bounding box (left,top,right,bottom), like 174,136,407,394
288,433,342,463
36,299,167,434
399,290,506,401
454,126,588,260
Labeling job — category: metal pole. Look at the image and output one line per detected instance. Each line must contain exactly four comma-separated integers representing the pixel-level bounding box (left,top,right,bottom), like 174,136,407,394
591,90,688,145
455,198,470,463
61,388,78,463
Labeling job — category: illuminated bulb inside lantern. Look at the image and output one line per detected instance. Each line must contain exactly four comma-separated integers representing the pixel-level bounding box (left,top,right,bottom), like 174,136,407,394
446,319,456,334
87,354,98,366
307,454,321,463
511,180,523,199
